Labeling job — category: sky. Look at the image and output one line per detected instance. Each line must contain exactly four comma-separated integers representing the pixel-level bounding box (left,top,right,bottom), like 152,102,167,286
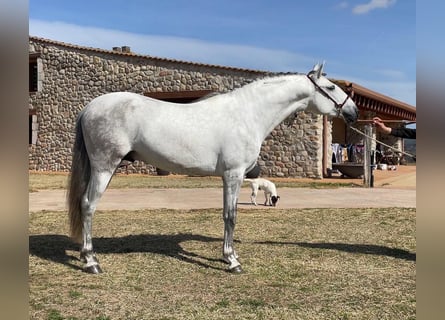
29,0,416,106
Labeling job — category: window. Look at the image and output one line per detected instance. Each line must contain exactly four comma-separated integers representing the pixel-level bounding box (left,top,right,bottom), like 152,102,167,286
29,115,32,144
29,53,41,93
29,113,38,145
29,61,38,92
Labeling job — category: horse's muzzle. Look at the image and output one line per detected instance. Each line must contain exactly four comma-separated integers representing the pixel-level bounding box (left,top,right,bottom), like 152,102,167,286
341,104,359,125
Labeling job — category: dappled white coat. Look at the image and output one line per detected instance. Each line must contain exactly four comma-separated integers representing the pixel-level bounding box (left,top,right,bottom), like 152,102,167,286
81,73,355,177
69,63,359,274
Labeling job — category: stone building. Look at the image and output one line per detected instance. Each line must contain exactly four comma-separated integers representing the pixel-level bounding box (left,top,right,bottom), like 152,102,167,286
29,36,416,178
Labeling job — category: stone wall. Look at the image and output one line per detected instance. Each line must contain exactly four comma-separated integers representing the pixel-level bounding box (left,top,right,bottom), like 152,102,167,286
28,37,325,178
259,113,325,177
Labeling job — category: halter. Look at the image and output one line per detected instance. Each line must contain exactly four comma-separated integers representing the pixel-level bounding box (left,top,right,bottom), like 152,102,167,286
306,73,351,115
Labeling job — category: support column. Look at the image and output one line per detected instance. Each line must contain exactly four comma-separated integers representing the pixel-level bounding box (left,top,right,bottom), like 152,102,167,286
363,124,374,187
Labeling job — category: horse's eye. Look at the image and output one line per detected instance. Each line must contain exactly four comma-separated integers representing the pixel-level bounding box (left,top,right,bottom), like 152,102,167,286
326,85,335,91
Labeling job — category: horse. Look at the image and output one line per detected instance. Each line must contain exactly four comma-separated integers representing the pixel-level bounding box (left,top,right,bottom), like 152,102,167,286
67,62,359,274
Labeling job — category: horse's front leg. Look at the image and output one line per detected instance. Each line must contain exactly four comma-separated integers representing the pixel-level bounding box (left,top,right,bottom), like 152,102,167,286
222,170,243,273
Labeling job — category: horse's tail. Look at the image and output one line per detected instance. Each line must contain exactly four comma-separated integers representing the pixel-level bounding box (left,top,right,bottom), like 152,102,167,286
67,111,90,244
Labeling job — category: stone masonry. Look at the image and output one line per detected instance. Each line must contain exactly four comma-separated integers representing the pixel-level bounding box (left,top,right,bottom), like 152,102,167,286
29,37,326,178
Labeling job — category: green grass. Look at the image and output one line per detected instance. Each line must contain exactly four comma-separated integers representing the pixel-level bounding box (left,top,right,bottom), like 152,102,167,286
29,207,415,319
29,172,360,192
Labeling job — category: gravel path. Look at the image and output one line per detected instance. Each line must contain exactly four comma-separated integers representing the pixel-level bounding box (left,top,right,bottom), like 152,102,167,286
29,186,416,212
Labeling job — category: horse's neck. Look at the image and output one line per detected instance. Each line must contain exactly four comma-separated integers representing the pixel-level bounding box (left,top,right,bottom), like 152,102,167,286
240,75,312,140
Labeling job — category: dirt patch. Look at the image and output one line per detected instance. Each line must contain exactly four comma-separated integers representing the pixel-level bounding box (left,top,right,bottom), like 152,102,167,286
320,165,416,189
29,166,416,212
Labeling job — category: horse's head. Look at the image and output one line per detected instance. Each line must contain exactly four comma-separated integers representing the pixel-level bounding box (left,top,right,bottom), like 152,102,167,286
307,62,359,125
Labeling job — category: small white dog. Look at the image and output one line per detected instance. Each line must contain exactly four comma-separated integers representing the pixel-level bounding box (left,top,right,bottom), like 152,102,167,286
244,178,280,207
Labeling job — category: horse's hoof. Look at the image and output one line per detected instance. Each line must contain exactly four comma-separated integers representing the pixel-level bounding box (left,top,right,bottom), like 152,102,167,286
84,264,103,274
80,252,99,263
229,265,243,274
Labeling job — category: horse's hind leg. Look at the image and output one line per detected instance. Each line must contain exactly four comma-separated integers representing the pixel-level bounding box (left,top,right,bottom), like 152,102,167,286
80,169,114,274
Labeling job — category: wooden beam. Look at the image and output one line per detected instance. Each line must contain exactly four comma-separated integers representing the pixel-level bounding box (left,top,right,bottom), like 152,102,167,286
144,90,214,100
356,119,416,124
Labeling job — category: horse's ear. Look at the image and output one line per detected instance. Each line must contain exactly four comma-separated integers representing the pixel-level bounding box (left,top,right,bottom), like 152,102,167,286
319,61,326,77
315,61,325,78
313,63,320,72
308,63,320,78
309,62,324,79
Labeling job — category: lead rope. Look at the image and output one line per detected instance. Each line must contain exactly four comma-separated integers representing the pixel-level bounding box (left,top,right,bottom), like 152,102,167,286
349,126,416,159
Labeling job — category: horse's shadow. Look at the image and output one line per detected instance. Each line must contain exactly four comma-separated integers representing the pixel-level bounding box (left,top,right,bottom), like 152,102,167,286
255,240,416,261
29,234,415,273
29,233,226,272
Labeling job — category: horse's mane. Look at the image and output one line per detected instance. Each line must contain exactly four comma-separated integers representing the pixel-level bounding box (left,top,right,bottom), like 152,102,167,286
228,73,303,95
193,73,303,103
243,73,302,88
